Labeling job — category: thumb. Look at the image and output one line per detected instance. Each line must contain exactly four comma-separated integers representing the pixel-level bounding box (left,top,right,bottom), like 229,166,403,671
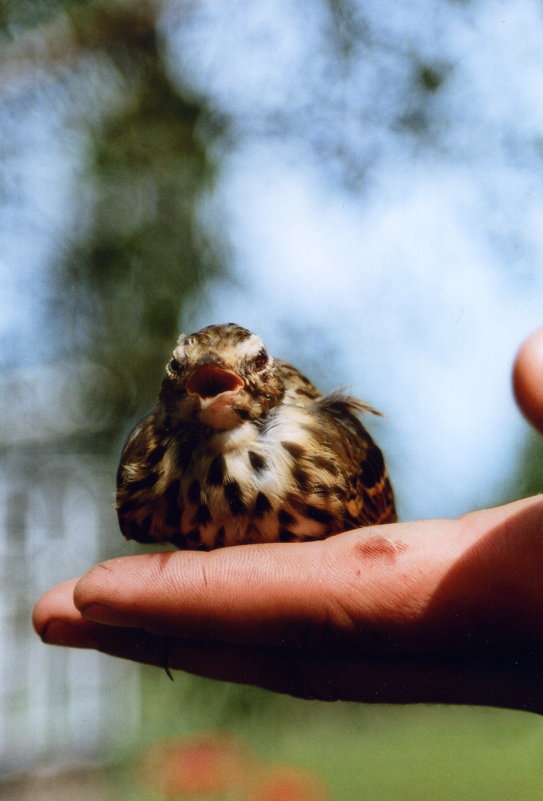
513,327,543,433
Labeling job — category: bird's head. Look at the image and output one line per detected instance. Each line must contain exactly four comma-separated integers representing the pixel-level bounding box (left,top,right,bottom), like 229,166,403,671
159,323,285,430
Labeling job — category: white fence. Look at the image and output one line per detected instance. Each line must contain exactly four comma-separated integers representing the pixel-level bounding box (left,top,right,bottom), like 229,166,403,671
0,449,140,776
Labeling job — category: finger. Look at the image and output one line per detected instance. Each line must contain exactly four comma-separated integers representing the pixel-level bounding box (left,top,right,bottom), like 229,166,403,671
513,326,543,433
32,579,90,640
33,582,174,668
36,617,543,713
71,497,543,650
71,522,443,649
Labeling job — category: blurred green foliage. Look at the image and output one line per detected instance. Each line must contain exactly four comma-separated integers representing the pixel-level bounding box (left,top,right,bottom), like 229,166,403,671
51,3,225,448
2,0,227,449
0,0,465,445
512,431,543,500
104,669,543,801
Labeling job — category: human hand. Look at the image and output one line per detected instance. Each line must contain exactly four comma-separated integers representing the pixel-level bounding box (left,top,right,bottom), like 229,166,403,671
32,328,543,713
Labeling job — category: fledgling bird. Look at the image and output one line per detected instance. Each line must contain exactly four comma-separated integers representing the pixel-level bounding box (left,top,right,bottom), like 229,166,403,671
117,323,396,549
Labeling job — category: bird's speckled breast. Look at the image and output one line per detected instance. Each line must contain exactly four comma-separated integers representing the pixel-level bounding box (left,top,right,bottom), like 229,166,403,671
146,402,348,549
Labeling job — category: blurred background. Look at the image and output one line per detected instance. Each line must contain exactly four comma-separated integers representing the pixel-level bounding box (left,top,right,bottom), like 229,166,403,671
1,0,543,798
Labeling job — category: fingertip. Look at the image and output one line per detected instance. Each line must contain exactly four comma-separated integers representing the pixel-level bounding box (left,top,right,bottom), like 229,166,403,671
32,598,49,639
73,559,115,610
72,552,181,617
32,578,81,638
73,557,135,613
513,327,543,434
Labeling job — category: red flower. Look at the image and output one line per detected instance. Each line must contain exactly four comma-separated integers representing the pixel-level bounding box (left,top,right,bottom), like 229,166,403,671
139,732,331,801
252,765,331,801
139,732,253,798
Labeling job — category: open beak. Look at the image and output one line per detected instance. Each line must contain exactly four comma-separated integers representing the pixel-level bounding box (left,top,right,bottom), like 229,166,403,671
187,365,243,401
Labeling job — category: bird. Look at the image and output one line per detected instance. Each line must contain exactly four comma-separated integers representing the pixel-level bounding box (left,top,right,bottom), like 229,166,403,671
116,323,396,550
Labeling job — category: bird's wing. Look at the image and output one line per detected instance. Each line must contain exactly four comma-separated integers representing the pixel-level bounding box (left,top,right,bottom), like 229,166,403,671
275,359,322,403
116,412,182,544
313,393,396,528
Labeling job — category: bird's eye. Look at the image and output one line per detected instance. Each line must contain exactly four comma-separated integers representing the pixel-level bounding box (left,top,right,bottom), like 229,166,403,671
253,349,268,370
168,358,183,375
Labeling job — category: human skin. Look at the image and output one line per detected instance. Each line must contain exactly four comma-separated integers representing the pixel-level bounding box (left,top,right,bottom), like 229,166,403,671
33,328,543,713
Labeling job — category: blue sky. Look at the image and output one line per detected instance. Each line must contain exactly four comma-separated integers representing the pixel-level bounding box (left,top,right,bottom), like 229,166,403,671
170,0,543,519
2,0,543,521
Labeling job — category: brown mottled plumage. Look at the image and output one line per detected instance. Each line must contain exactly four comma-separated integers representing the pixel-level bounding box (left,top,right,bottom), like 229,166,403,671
116,323,395,549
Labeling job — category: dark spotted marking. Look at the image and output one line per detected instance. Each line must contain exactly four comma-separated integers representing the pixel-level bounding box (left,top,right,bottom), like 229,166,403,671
286,493,305,512
128,516,153,542
361,492,379,518
147,444,166,466
165,478,180,501
195,504,212,525
186,527,201,545
176,444,192,472
138,515,152,539
165,505,181,529
118,497,142,516
224,480,246,516
187,479,201,505
361,445,385,487
207,454,226,485
279,528,297,542
244,523,263,542
281,364,313,385
170,532,187,548
214,526,225,547
292,467,311,493
126,472,159,492
278,508,295,527
237,408,251,421
303,504,333,525
296,388,317,398
248,450,267,473
164,479,181,527
281,441,306,459
311,455,339,475
254,491,272,517
228,326,252,344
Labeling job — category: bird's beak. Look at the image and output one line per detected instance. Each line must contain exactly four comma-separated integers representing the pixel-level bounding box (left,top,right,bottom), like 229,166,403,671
187,365,243,401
